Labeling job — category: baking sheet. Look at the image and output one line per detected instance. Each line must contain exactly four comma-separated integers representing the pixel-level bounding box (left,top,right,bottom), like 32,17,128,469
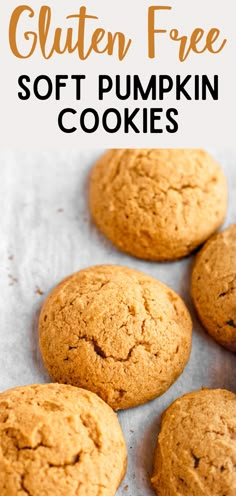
0,148,235,496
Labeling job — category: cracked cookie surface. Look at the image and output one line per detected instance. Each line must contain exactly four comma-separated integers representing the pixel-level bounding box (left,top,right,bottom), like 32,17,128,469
0,383,127,496
89,149,227,260
39,265,192,410
191,223,236,351
151,388,236,496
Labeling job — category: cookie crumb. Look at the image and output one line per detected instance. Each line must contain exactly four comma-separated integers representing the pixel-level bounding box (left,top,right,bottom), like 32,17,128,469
8,255,14,261
35,287,44,296
8,274,18,285
57,208,64,213
124,485,128,491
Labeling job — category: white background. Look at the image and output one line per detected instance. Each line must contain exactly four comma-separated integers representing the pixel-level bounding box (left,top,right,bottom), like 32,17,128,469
0,148,235,495
0,0,235,146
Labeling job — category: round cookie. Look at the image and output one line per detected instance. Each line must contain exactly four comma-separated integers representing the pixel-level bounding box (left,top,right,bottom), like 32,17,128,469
191,223,236,351
0,383,127,496
151,388,236,496
39,265,192,410
89,149,227,261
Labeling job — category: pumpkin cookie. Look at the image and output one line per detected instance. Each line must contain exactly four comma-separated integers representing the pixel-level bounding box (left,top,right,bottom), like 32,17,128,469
89,149,227,261
191,223,236,351
151,388,236,496
0,383,127,496
39,265,192,410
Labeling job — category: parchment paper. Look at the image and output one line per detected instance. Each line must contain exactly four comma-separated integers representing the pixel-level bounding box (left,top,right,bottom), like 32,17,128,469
0,148,235,496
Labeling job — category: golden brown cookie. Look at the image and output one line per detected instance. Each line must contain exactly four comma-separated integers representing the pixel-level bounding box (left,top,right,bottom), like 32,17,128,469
151,388,236,496
89,149,227,261
39,265,192,410
191,224,236,351
0,383,127,496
